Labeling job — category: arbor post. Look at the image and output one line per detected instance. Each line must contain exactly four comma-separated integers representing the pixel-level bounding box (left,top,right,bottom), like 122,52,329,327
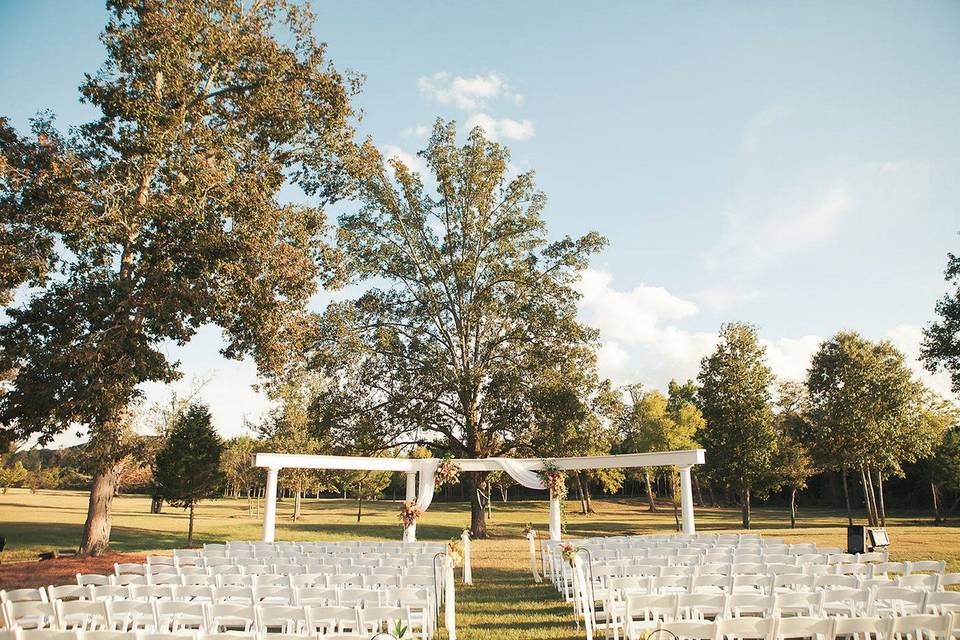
263,467,279,543
679,464,695,534
549,490,562,541
404,471,417,542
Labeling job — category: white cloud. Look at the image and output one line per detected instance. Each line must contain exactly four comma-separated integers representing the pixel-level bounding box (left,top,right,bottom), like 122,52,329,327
402,124,430,139
464,113,535,141
886,323,954,398
705,188,855,275
418,71,518,111
381,144,429,177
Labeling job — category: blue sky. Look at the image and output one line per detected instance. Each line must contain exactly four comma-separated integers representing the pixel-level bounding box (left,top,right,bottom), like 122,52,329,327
2,1,958,441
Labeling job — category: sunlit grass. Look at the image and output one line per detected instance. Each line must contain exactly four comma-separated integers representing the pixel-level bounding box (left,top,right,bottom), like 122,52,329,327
2,489,960,639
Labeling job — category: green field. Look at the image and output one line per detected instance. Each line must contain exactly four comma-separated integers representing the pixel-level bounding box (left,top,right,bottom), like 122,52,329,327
2,489,959,639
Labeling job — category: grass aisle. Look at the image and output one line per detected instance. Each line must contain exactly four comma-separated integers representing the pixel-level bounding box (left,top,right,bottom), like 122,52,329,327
457,538,578,640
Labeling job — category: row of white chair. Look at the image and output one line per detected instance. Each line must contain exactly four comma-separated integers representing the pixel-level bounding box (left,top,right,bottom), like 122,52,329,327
0,629,363,640
601,586,960,625
621,612,958,640
3,585,435,609
70,567,434,589
1,600,429,639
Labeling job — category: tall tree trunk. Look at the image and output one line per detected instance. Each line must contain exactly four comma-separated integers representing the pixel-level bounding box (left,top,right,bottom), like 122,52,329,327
187,502,195,548
932,483,942,524
500,484,508,502
874,469,886,527
741,487,751,529
469,471,488,538
80,467,118,556
708,484,717,508
841,468,853,526
692,470,704,507
643,470,658,512
574,473,587,515
790,487,797,528
670,471,680,531
293,485,302,522
861,465,877,526
356,482,363,523
582,473,596,514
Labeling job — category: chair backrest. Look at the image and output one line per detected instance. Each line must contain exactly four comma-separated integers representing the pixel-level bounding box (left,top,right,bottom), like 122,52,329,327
304,605,360,634
774,573,814,591
890,614,952,640
726,594,773,618
1,588,48,604
676,593,725,620
774,616,834,640
898,574,939,591
155,600,206,632
774,592,821,617
76,575,111,587
55,600,110,631
925,592,960,615
908,561,947,575
3,600,57,629
17,630,79,640
205,602,256,632
48,586,89,603
212,586,254,604
815,575,858,590
89,586,129,602
659,620,717,640
716,616,776,640
256,604,307,633
105,599,155,631
625,593,678,624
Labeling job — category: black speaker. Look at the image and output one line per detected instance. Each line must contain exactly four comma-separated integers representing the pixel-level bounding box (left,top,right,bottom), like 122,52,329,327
847,525,867,554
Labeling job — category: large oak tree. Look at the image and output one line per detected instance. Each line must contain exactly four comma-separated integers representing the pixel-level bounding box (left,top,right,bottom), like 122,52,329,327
311,120,606,537
0,0,358,554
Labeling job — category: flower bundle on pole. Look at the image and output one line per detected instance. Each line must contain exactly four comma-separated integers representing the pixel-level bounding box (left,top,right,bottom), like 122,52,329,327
522,523,536,538
399,500,422,528
537,459,567,499
559,542,579,566
434,455,462,489
446,537,464,566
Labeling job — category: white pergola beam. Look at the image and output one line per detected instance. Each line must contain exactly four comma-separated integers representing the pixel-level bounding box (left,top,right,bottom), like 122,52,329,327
254,449,705,472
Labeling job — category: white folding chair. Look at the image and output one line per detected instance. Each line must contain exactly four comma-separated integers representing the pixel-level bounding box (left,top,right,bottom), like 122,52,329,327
624,594,678,640
304,605,361,635
54,600,110,630
206,603,255,633
255,604,308,635
2,600,57,629
871,586,925,616
715,616,776,640
676,593,725,621
358,606,409,636
1,589,48,603
659,620,718,640
775,592,821,617
106,600,157,632
726,594,773,618
831,615,892,640
925,592,960,615
155,600,207,632
890,614,953,640
820,588,872,617
816,575,859,591
774,616,834,640
908,562,947,576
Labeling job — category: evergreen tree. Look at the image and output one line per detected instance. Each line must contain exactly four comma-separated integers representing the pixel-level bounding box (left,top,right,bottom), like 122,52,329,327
154,404,224,547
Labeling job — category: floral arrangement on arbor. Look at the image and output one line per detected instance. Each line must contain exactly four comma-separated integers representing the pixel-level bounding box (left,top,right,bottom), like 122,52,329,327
446,538,464,566
434,455,462,489
537,460,567,499
559,542,579,566
399,500,422,528
522,523,537,538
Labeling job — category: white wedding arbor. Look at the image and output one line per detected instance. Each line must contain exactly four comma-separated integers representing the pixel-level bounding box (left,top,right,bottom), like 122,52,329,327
254,449,706,542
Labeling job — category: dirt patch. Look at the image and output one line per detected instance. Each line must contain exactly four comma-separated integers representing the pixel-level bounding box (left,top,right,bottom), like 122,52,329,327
0,552,149,590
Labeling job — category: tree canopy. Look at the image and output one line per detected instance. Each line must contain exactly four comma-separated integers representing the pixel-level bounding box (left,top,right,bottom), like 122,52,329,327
0,0,359,554
922,250,960,396
309,120,607,537
697,322,780,528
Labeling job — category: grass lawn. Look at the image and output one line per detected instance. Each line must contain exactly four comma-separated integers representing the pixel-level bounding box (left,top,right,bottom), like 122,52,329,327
2,489,959,639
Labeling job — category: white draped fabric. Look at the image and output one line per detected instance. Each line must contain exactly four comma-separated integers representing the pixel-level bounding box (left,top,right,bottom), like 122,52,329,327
490,457,547,490
414,459,440,512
